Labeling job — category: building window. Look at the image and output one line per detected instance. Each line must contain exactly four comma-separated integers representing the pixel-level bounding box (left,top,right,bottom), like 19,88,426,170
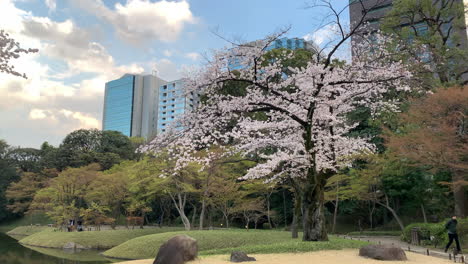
163,85,167,90
163,93,167,96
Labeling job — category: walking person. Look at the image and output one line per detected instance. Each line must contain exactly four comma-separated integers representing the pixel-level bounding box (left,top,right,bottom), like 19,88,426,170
444,216,462,254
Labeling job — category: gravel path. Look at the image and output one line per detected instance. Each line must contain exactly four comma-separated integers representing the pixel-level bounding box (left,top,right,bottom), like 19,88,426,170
116,250,455,264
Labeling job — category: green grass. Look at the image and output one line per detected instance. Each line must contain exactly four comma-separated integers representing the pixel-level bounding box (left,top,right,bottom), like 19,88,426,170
7,226,52,237
19,227,184,249
103,230,369,260
0,213,52,233
347,231,402,236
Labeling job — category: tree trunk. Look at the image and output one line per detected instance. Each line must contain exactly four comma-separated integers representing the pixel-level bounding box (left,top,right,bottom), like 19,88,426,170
420,203,428,223
169,192,191,230
377,196,404,231
199,199,206,230
282,189,288,229
291,194,301,239
369,201,376,230
453,173,467,217
332,201,338,234
191,204,197,229
266,193,272,228
301,173,328,241
332,182,339,234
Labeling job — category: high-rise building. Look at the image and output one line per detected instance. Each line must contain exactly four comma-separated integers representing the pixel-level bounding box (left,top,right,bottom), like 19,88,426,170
102,74,166,138
349,0,468,57
156,80,199,134
229,37,318,70
266,37,318,51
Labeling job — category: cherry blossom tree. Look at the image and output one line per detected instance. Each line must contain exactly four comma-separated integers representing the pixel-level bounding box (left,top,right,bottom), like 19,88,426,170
144,4,414,241
0,29,38,78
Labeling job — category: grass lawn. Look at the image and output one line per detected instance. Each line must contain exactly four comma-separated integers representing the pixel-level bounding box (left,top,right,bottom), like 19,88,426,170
7,226,52,237
103,230,369,260
19,227,184,249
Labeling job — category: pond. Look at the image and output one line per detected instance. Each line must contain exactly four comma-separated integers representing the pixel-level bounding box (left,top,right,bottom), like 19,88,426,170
0,232,115,264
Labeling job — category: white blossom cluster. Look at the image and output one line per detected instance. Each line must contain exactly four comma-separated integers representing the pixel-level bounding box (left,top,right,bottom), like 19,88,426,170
0,30,38,78
143,32,413,180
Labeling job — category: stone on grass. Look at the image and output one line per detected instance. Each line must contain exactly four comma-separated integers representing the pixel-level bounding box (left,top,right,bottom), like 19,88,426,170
230,251,256,262
153,235,198,264
63,242,87,250
359,244,407,261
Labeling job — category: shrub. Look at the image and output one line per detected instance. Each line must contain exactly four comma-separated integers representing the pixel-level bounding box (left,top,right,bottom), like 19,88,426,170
402,218,468,248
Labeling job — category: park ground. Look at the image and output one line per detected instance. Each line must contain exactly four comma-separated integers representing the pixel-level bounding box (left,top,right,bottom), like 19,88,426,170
116,250,454,264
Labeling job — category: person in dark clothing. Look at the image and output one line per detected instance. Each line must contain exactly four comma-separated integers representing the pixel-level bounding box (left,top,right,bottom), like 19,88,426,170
444,216,462,254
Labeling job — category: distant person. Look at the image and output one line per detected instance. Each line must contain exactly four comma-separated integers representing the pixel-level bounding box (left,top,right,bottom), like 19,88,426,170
444,216,461,254
77,221,83,232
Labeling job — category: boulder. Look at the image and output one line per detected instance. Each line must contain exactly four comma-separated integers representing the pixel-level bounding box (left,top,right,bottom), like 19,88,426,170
359,245,407,261
153,235,198,264
230,251,256,262
63,242,87,250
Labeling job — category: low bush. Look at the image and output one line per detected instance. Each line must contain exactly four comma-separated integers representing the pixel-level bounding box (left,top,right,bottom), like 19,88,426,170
402,218,468,248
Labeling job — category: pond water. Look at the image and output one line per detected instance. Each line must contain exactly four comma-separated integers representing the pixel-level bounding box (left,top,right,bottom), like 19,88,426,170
0,232,114,264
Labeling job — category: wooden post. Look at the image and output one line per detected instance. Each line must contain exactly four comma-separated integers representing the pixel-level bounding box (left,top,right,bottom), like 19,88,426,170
449,254,452,260
426,249,429,256
408,246,410,251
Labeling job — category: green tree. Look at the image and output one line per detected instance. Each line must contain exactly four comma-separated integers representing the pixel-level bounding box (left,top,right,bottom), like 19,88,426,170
0,140,19,222
381,0,468,86
5,169,58,215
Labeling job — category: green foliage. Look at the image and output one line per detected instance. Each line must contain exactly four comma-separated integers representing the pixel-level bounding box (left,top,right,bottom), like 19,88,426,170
5,169,58,215
402,218,468,248
56,129,135,170
381,0,468,86
0,140,20,222
103,230,368,259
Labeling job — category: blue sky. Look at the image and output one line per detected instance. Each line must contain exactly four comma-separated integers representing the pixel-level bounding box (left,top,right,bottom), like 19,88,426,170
0,0,350,148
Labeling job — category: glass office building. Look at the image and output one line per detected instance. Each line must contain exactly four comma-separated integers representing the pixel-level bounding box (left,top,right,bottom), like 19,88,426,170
102,74,167,138
229,37,318,70
157,80,198,134
102,75,135,136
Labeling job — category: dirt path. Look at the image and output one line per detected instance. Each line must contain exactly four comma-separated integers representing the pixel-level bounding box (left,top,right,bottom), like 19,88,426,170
344,235,464,260
116,249,454,264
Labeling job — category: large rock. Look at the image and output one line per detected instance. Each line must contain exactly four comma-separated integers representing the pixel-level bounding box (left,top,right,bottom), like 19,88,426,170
153,235,198,264
230,251,256,262
359,245,407,261
63,242,87,250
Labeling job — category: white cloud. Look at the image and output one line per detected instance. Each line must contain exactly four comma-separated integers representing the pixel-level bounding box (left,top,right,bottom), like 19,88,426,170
185,52,201,61
303,24,340,47
163,49,173,57
29,109,51,120
0,0,144,147
303,24,351,61
70,0,196,45
45,0,57,12
28,108,100,129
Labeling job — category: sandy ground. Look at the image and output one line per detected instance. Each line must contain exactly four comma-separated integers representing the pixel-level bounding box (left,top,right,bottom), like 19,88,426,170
116,249,453,264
